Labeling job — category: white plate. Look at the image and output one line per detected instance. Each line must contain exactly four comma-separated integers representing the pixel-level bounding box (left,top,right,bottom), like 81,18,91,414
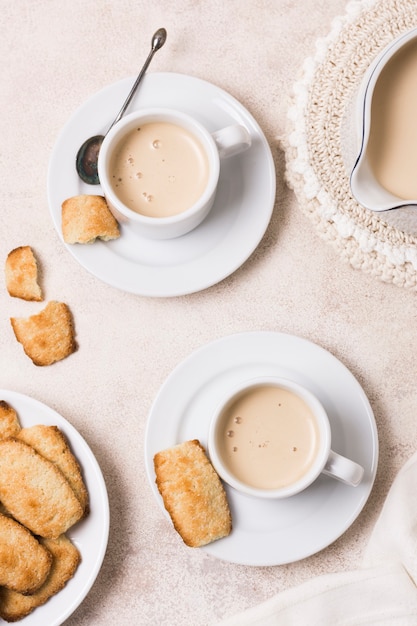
47,72,276,297
144,332,378,566
0,390,109,625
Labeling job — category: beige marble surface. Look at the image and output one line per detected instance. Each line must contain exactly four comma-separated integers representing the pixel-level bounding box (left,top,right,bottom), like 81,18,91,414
1,1,416,624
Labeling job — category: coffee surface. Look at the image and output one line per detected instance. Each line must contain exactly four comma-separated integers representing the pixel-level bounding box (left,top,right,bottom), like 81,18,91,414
109,121,210,217
217,384,320,490
367,39,417,199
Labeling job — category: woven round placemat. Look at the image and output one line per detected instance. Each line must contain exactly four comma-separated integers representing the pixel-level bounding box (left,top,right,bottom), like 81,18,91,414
285,0,417,289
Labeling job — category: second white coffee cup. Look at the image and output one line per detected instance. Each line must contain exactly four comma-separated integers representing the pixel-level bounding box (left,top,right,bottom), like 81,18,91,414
98,108,251,239
208,376,364,499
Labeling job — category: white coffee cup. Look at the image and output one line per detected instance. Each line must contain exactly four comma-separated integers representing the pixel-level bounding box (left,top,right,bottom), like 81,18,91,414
97,108,251,239
208,376,364,499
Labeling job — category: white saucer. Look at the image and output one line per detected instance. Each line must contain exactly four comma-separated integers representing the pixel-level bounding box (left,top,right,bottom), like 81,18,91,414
0,390,109,625
144,332,378,566
47,73,276,297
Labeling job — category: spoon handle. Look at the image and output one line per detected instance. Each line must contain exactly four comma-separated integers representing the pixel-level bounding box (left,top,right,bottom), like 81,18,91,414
108,28,167,132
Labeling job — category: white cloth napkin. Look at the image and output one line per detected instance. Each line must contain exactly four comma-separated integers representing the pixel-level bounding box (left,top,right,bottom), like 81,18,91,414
219,452,417,625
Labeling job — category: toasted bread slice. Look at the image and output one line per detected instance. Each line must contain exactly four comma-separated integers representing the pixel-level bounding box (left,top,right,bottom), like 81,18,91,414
17,425,88,515
154,439,232,547
0,513,52,595
0,534,81,622
62,194,120,244
0,503,9,516
10,301,76,366
0,439,84,538
0,401,21,440
5,246,43,301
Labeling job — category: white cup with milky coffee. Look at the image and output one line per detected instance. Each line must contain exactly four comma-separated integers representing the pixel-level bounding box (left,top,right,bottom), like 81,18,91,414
208,377,364,499
98,108,251,239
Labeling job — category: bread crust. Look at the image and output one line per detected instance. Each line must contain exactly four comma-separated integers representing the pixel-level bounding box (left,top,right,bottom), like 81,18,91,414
62,194,120,244
0,439,84,538
154,439,232,547
5,246,43,301
10,301,76,366
0,534,81,622
0,513,52,595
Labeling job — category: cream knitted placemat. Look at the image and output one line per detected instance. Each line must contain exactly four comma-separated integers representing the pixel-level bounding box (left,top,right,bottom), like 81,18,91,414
285,0,417,289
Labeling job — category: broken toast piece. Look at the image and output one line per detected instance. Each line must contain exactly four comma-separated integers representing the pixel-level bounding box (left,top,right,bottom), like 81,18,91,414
0,513,52,595
154,439,232,547
0,438,84,538
10,301,76,366
0,534,80,622
5,246,43,301
61,194,120,244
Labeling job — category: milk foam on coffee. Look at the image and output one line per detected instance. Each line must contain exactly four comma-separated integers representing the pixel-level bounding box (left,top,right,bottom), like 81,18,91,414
109,121,210,217
217,384,320,490
367,39,417,199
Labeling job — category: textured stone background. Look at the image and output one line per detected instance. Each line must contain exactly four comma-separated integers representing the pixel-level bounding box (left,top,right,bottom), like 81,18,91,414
2,1,415,624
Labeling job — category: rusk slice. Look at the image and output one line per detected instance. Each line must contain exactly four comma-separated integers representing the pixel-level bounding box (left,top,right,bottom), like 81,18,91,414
0,513,52,595
61,194,120,244
0,534,81,622
154,439,232,547
0,401,21,440
5,246,43,301
10,301,76,366
0,439,84,538
17,425,89,515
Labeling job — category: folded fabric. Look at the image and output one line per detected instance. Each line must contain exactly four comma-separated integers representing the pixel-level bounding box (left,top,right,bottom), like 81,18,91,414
363,452,417,579
219,451,417,625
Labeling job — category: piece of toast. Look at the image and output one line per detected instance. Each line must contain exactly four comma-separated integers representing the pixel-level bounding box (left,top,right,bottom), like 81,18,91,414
10,301,76,366
0,401,21,440
154,439,232,547
0,513,52,595
61,194,120,244
0,439,84,538
5,246,43,301
17,425,88,515
0,534,81,622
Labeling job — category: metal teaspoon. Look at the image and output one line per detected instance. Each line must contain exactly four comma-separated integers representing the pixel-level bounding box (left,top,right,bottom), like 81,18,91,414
75,27,167,185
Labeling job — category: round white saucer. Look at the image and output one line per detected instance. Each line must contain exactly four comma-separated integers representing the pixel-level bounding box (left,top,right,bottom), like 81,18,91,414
47,73,276,297
0,390,109,625
144,331,378,566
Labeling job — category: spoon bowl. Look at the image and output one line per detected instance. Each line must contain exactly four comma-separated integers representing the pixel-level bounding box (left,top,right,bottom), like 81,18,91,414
76,27,167,185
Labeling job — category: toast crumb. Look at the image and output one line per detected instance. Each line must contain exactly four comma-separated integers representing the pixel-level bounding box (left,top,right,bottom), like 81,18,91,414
10,301,76,366
154,439,232,547
62,194,120,244
5,246,43,301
